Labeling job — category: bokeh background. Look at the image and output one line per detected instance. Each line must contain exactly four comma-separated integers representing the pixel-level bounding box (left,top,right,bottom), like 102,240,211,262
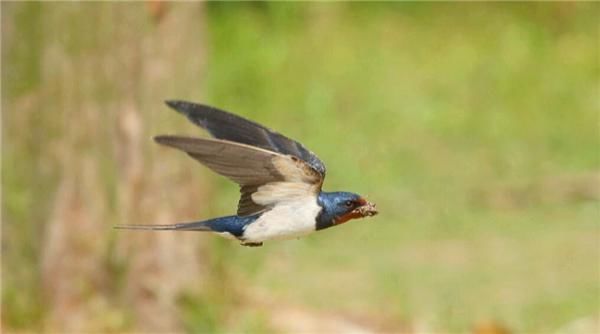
2,2,599,333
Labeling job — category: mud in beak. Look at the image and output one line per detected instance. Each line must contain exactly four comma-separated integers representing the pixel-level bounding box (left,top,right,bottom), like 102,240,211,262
352,198,378,218
333,198,379,225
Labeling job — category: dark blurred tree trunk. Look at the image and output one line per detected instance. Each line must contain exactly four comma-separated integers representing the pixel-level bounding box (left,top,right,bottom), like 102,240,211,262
3,2,209,332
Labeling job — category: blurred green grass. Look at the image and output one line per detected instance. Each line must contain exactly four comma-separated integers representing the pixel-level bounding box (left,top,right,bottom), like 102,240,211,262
3,2,599,333
200,3,599,332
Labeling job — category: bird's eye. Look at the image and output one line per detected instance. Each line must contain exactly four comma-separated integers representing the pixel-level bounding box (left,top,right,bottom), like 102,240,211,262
345,200,353,207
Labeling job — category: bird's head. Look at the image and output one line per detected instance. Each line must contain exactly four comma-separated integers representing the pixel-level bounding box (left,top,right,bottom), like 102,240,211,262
316,191,378,230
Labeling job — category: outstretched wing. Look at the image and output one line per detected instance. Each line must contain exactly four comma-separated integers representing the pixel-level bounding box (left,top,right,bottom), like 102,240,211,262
165,100,326,178
155,136,323,216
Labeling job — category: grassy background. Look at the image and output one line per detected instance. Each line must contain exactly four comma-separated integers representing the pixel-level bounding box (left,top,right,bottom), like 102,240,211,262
3,2,599,333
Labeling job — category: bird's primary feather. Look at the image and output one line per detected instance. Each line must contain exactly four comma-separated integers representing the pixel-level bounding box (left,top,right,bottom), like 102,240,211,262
165,100,327,177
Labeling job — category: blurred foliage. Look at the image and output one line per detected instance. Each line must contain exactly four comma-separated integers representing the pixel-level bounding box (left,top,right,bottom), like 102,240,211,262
3,2,599,333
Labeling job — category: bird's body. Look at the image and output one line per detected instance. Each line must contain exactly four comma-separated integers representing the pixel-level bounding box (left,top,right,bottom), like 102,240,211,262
243,196,321,243
116,101,377,246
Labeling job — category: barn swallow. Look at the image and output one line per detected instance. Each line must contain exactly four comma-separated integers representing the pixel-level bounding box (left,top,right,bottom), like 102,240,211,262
116,101,377,246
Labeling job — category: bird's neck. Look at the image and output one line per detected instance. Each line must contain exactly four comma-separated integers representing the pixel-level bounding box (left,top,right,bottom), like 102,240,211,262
316,192,337,230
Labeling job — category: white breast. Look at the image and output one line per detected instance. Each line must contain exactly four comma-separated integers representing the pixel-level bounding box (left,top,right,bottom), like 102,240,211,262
242,196,321,243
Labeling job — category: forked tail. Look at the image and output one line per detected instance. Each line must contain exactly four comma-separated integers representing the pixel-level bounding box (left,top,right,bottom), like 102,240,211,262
114,214,257,236
114,221,211,231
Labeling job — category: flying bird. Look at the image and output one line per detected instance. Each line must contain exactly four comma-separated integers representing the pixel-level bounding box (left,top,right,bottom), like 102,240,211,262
116,101,378,246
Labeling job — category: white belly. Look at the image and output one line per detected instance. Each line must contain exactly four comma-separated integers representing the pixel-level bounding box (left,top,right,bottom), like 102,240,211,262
242,197,321,242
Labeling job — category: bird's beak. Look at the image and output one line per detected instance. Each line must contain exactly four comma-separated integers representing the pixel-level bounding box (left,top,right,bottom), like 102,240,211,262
354,197,378,218
334,197,378,225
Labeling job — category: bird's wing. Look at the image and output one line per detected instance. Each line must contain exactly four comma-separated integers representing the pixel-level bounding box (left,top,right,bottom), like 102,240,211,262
155,136,323,216
164,100,326,178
